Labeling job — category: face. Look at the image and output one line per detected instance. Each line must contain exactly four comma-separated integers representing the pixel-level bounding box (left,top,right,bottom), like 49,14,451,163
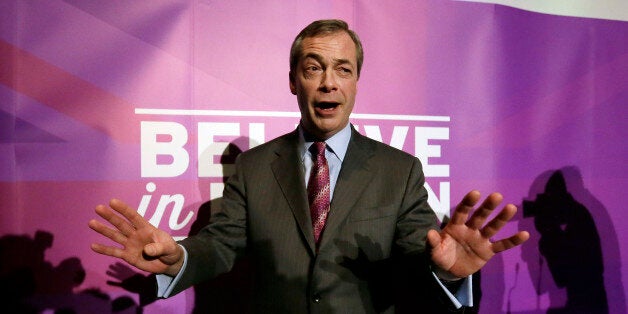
290,32,358,140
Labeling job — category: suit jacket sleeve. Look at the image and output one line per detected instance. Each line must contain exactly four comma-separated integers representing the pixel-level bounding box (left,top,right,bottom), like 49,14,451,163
167,152,250,296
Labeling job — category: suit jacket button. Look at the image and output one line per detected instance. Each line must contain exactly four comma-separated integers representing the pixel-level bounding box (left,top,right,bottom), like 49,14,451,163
313,294,321,303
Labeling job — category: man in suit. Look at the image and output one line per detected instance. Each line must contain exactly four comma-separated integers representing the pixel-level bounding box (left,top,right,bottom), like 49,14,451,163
89,19,529,312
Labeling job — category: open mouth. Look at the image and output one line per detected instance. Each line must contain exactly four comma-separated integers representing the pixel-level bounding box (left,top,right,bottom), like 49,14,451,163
315,102,340,110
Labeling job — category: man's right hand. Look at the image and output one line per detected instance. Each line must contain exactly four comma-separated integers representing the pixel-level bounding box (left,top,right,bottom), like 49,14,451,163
89,199,184,277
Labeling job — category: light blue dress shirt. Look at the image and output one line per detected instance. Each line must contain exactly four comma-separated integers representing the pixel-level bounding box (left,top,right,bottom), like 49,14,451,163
299,123,352,200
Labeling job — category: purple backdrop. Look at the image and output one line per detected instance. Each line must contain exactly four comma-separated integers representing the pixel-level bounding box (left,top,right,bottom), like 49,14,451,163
1,0,626,313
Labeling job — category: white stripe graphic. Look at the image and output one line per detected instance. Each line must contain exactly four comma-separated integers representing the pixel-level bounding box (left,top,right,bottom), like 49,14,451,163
454,0,628,22
135,108,450,122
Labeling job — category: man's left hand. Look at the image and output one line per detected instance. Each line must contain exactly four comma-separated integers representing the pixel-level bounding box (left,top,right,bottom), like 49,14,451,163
427,190,530,279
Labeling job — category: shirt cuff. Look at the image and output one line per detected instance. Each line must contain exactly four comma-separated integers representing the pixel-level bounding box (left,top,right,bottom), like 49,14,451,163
156,244,188,298
432,272,473,308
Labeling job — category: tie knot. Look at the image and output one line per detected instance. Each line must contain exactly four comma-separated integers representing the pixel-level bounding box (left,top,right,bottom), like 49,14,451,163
311,141,326,157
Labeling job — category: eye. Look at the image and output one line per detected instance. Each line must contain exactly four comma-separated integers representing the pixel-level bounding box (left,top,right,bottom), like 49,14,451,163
307,65,321,72
337,66,353,76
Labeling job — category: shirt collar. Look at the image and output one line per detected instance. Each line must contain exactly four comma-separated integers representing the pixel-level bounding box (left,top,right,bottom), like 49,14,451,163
299,123,352,162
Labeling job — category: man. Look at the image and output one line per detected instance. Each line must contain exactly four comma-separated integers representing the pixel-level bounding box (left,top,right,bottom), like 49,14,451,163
89,19,529,313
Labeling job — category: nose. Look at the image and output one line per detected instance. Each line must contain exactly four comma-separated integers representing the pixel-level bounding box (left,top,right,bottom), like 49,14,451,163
319,70,338,92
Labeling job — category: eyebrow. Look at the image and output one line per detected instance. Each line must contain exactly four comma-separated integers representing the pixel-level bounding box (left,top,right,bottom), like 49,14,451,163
303,53,354,68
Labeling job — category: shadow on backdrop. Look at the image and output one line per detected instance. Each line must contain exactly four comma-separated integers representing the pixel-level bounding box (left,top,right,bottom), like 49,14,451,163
187,138,253,313
0,230,140,314
106,138,253,313
519,167,624,313
107,137,252,313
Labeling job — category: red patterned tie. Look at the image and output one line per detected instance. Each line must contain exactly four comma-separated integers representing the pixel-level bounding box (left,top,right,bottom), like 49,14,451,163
308,141,330,243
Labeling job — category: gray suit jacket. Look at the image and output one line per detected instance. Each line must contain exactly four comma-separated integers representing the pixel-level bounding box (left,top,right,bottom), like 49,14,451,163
176,127,455,313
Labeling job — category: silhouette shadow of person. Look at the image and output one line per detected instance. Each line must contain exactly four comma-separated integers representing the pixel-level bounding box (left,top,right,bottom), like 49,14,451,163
1,230,140,313
521,168,609,313
0,230,85,313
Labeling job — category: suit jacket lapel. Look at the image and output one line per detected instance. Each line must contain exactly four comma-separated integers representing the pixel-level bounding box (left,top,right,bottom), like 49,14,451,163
319,128,376,249
270,130,317,255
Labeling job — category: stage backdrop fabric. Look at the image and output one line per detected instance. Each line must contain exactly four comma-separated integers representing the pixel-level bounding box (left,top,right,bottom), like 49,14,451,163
1,0,627,313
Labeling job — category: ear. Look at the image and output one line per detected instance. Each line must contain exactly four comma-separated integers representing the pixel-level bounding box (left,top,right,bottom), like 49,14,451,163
289,71,297,95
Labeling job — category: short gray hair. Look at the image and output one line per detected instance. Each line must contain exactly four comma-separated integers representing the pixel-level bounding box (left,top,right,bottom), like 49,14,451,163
289,19,364,78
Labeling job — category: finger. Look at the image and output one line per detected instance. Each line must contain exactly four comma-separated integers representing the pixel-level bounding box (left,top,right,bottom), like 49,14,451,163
108,262,122,272
106,280,123,287
89,219,127,245
449,190,481,225
95,204,136,237
110,262,131,273
480,204,517,239
426,229,442,249
144,242,164,257
144,241,179,260
491,231,530,253
466,192,504,230
90,242,125,259
109,199,151,230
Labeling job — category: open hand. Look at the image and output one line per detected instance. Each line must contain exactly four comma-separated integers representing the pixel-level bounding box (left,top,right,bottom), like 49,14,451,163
88,199,184,276
427,191,529,279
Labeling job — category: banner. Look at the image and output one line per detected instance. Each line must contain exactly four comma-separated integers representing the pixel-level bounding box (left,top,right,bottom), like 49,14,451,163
2,1,626,313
